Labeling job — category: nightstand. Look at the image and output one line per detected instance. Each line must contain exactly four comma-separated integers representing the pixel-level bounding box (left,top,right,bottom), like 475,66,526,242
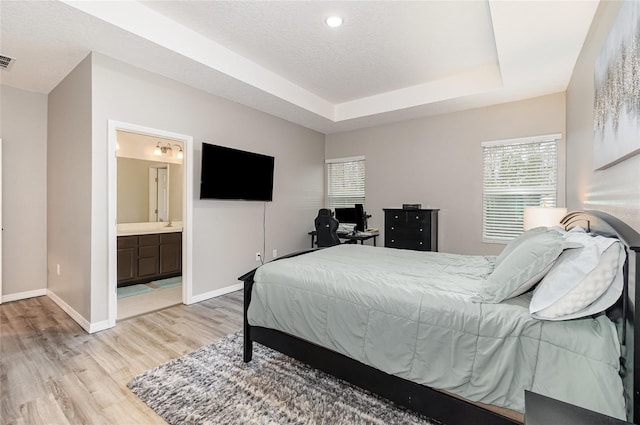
524,391,631,425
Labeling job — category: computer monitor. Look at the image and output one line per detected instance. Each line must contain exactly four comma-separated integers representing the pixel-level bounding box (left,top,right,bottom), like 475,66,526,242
355,203,366,232
335,205,367,232
334,207,357,224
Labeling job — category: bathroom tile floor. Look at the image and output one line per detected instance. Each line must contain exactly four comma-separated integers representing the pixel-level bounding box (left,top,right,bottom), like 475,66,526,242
117,285,182,321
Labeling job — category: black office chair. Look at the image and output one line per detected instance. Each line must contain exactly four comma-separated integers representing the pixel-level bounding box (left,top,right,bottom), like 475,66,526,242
314,209,342,247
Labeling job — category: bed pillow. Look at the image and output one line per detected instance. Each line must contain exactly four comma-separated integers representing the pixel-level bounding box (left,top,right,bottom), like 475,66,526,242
530,231,624,321
479,230,581,303
495,226,549,267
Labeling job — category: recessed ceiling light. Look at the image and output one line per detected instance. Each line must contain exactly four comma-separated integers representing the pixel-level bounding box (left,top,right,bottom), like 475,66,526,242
325,16,343,28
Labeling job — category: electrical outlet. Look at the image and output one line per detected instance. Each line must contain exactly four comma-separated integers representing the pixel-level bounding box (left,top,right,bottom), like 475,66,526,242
272,249,278,259
255,252,262,262
56,264,61,276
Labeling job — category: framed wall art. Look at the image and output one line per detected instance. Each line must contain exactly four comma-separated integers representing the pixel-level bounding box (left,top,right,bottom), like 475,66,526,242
593,0,640,170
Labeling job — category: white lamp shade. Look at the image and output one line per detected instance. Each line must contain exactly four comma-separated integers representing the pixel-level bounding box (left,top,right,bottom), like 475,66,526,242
523,207,567,230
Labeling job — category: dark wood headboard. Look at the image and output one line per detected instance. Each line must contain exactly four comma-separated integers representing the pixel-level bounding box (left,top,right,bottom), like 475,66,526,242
561,211,640,423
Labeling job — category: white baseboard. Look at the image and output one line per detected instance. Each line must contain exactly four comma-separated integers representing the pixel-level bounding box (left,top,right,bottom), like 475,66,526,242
47,290,91,332
88,319,112,333
186,282,242,305
5,284,236,332
47,290,114,334
1,288,47,303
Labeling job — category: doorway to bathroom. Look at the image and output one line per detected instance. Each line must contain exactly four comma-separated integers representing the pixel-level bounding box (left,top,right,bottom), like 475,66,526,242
107,121,193,325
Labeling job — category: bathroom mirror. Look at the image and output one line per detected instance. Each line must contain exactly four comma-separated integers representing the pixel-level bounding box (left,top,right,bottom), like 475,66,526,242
117,157,183,224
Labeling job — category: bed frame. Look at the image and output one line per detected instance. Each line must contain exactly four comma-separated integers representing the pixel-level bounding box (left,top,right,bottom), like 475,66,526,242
240,210,640,424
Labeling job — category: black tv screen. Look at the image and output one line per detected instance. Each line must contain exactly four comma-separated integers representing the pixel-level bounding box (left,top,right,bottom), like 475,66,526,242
200,143,275,201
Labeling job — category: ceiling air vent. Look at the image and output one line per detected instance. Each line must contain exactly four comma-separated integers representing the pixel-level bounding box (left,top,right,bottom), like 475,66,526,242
0,55,16,71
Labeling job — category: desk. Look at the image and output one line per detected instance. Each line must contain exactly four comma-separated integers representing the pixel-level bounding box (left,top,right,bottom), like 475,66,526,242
308,230,379,248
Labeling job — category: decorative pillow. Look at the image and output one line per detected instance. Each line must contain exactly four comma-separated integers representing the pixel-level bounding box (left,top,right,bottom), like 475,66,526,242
530,231,624,321
479,230,581,303
495,226,548,267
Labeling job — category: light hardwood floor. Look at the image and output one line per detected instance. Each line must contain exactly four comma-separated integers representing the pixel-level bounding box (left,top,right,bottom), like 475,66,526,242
0,291,243,425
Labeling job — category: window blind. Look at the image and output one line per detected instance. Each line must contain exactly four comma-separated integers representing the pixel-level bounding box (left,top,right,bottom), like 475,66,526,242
326,156,365,209
482,135,561,242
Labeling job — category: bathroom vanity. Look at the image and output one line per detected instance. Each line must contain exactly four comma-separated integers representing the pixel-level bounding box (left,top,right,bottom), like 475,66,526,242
117,223,182,287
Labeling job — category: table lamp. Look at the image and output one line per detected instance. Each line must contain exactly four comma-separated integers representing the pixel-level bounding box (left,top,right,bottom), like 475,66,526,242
523,206,568,230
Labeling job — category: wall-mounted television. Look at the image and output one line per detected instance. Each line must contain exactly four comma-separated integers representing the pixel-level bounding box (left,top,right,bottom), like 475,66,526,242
200,143,275,201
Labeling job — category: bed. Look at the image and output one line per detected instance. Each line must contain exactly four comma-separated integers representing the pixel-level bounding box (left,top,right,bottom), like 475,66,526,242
240,210,640,424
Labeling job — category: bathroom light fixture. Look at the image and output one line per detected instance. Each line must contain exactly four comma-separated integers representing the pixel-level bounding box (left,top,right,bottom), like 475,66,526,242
153,142,184,159
325,16,343,27
153,142,169,156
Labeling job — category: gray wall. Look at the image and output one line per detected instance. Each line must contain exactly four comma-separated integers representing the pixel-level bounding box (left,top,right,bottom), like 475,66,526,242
47,54,93,318
0,85,48,297
326,93,566,255
90,53,325,322
566,1,640,232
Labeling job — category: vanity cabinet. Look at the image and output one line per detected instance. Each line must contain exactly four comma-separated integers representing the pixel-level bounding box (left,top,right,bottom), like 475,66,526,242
117,232,182,287
137,234,161,280
117,236,138,283
159,232,182,275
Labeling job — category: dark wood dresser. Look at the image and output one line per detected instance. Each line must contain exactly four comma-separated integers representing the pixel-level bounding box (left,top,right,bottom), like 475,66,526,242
383,208,438,252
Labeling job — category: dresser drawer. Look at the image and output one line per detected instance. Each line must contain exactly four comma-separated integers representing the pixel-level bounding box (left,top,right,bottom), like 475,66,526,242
404,239,430,251
387,211,407,223
407,212,430,225
385,222,406,236
385,233,403,248
386,238,430,251
404,220,430,233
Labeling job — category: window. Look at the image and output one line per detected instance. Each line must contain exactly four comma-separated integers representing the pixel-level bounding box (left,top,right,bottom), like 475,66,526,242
326,156,365,209
482,134,562,243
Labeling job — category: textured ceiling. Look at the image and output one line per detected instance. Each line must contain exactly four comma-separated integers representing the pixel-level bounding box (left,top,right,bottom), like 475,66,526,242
142,1,499,103
0,1,600,134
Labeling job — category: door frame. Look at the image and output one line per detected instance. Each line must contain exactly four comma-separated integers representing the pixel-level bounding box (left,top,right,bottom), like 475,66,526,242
0,138,3,304
107,121,193,326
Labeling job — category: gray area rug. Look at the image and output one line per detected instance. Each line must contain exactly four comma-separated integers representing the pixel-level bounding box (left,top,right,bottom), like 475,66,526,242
128,332,441,425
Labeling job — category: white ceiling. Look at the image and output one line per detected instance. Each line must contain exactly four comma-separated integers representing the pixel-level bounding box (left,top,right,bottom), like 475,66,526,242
0,1,599,134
